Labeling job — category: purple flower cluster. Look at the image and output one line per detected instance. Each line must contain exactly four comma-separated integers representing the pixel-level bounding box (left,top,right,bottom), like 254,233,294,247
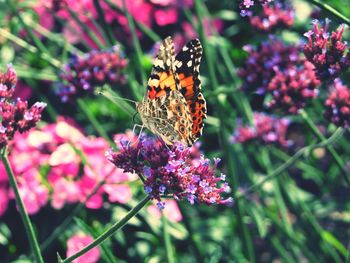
230,112,291,147
0,65,46,149
303,19,350,81
106,136,233,209
239,0,273,17
58,46,128,102
239,39,321,113
238,39,301,95
267,61,320,114
324,79,350,127
249,1,294,32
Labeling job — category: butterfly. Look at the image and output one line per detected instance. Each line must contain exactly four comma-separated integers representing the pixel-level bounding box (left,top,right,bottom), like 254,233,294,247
136,36,206,146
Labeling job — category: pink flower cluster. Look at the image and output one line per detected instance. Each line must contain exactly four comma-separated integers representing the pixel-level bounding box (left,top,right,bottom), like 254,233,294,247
239,39,320,113
324,79,350,127
304,19,350,81
249,1,294,32
0,118,136,217
58,46,128,102
34,0,194,46
230,112,291,147
107,135,233,209
0,65,46,149
66,233,100,263
267,61,320,114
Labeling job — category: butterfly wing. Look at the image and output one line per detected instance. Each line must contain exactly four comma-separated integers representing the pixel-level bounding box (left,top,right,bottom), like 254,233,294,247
174,39,207,141
146,37,179,99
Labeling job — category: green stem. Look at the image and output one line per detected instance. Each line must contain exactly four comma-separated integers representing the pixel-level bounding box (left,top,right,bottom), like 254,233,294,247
61,195,151,263
305,0,350,26
162,214,175,263
0,148,44,263
77,98,114,146
236,128,345,199
300,109,350,186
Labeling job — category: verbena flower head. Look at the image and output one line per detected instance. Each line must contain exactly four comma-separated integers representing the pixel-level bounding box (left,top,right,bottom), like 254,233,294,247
107,135,233,209
230,112,291,147
0,65,46,150
238,39,302,96
58,46,128,102
239,0,273,17
239,39,320,113
303,19,350,81
266,61,320,113
249,1,294,32
324,79,350,127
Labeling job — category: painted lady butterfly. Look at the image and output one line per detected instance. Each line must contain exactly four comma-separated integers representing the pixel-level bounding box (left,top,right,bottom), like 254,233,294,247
136,36,206,146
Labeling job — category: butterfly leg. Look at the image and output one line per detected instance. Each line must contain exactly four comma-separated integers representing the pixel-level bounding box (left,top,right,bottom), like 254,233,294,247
127,123,144,147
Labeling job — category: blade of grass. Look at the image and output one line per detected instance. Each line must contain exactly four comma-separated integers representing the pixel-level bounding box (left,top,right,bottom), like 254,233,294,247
121,0,146,85
300,109,350,186
162,214,175,263
305,0,350,26
93,0,115,45
77,98,114,146
66,6,106,49
0,28,61,69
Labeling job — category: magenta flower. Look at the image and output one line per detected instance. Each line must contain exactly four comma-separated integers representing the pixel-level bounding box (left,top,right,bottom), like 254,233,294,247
230,112,291,147
266,61,321,113
303,19,350,81
66,233,100,263
324,79,350,127
58,47,128,102
249,1,294,32
147,200,183,222
107,135,233,209
0,65,46,150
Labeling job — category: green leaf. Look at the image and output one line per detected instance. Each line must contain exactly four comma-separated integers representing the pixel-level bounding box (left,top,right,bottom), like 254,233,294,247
321,231,348,257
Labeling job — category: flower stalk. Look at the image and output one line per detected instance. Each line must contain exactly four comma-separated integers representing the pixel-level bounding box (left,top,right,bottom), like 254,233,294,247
61,195,151,263
0,147,44,263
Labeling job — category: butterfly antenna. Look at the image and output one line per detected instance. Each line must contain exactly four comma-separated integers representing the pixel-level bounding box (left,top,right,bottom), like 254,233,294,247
97,87,137,105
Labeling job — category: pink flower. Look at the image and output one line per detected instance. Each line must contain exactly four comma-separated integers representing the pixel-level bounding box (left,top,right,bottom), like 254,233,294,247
154,9,178,26
66,233,100,263
324,79,350,127
51,177,81,209
147,200,182,222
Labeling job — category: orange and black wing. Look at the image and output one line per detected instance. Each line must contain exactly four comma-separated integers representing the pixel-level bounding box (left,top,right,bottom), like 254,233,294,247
174,39,206,141
146,37,179,99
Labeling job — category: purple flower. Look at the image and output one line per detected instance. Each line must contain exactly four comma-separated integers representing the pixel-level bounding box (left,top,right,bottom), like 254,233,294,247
249,0,294,32
230,112,291,147
108,135,232,208
58,46,128,101
303,19,350,81
239,0,273,17
0,66,46,150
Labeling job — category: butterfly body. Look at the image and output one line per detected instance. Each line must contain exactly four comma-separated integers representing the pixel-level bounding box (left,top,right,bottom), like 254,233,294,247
137,37,206,146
